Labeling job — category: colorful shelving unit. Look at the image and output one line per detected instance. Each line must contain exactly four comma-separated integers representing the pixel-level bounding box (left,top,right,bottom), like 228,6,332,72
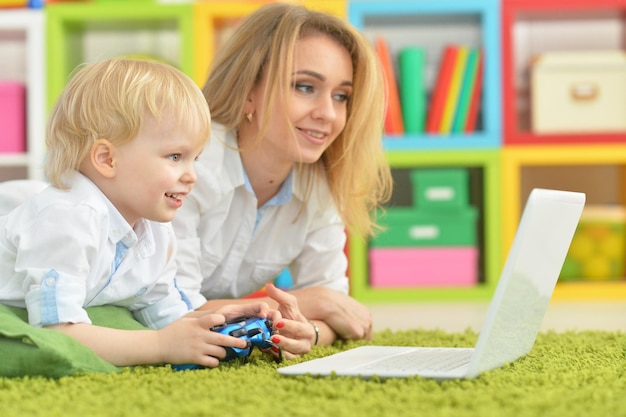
1,0,625,302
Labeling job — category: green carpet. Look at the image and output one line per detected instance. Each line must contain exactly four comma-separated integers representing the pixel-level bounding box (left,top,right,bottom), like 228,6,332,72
1,328,625,417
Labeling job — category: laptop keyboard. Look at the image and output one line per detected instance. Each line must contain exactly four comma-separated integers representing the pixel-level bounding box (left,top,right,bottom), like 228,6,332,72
357,348,473,373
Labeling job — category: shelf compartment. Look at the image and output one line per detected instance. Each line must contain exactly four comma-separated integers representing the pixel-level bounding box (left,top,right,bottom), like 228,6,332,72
46,2,194,109
501,144,626,300
502,0,626,145
349,149,501,302
0,9,45,180
349,0,501,150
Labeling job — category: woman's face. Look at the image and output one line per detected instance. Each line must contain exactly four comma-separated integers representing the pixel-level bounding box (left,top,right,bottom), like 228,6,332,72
246,34,353,166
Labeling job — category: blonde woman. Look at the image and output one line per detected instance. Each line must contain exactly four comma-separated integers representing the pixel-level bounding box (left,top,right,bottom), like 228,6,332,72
172,3,392,359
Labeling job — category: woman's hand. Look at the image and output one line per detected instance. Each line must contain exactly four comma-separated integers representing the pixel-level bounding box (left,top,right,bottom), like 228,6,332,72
289,286,373,341
263,282,316,360
210,301,282,323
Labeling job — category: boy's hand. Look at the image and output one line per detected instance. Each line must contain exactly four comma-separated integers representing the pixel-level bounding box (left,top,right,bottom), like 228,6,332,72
157,312,249,367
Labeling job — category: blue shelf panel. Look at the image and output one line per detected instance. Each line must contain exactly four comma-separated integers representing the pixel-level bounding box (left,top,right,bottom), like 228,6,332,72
383,132,499,150
350,0,502,151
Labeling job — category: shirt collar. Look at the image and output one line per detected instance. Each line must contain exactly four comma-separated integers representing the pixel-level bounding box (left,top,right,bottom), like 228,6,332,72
242,165,294,209
72,172,141,248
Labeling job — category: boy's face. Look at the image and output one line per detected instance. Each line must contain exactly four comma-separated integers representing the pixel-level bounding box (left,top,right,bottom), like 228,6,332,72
108,112,206,226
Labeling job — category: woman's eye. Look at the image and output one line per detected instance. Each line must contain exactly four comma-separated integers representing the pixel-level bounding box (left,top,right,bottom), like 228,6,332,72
293,82,314,94
334,92,350,103
168,154,181,162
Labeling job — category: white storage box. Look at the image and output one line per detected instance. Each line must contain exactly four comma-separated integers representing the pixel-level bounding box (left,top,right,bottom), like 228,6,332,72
531,50,626,134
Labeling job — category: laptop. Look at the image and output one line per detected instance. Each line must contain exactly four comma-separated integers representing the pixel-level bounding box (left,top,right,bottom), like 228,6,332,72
278,188,586,380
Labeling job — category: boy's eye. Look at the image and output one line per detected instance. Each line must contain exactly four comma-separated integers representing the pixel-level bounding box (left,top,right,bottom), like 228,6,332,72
168,154,181,162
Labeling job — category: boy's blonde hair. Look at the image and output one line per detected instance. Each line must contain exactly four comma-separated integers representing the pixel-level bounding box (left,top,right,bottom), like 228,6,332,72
203,3,392,238
45,58,212,189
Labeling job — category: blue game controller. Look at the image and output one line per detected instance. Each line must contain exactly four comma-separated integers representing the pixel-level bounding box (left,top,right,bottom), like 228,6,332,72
211,316,275,361
172,316,276,371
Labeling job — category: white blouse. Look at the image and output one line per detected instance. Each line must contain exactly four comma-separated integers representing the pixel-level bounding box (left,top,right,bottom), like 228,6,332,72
171,123,350,309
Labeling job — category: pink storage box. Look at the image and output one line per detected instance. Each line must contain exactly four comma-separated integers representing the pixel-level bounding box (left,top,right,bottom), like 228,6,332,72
0,81,26,154
369,247,478,287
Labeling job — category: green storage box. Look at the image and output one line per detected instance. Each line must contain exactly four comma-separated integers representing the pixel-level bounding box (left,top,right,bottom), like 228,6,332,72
371,206,478,248
411,168,469,210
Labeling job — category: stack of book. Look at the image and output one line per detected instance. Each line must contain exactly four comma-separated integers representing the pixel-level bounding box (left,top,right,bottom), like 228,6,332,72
375,38,483,136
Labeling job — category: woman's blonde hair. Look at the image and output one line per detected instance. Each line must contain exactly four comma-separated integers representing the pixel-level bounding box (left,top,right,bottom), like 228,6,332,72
203,3,392,238
45,57,212,189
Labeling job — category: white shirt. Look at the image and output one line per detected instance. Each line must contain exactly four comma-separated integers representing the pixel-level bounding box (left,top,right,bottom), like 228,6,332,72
172,124,350,309
0,173,190,329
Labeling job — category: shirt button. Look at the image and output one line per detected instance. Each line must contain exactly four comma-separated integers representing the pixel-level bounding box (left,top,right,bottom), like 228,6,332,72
45,277,56,286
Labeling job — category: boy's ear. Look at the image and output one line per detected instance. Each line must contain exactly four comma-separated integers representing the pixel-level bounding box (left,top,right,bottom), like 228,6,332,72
89,139,117,179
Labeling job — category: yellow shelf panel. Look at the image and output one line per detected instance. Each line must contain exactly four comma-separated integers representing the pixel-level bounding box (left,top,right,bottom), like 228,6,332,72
553,281,626,300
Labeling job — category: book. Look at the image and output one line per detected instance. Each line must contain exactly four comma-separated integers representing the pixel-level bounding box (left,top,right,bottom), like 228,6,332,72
452,47,480,133
399,47,427,133
425,45,457,134
375,36,404,135
439,46,469,134
464,49,483,133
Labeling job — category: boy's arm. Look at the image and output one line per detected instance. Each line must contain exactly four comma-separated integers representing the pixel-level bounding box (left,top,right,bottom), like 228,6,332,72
47,312,248,367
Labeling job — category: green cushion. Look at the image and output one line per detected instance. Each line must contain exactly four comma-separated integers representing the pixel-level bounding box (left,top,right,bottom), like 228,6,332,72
0,304,149,378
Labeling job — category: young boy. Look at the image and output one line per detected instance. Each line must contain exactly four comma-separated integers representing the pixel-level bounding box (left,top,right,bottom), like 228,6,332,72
0,58,280,368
